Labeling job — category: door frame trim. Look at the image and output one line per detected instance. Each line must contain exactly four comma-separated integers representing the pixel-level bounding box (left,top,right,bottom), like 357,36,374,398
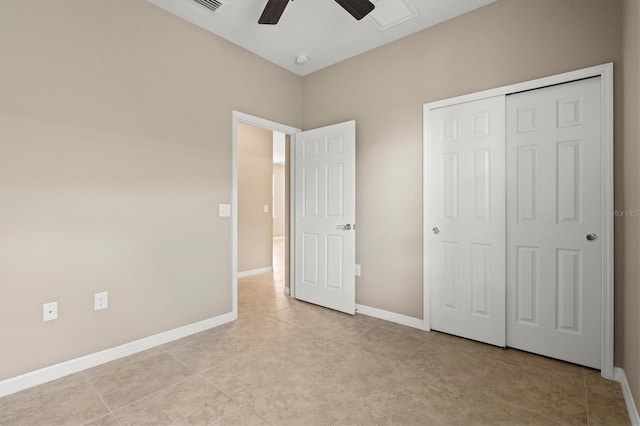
232,111,301,318
422,63,614,379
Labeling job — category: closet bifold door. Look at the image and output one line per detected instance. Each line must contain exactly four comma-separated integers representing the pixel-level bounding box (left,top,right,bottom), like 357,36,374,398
505,77,602,369
428,95,506,347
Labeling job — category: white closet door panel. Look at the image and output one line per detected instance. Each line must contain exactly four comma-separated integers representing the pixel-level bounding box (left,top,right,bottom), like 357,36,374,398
506,77,602,369
429,95,506,347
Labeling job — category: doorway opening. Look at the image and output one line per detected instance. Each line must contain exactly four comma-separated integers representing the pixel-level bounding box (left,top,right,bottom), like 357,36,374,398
232,111,300,321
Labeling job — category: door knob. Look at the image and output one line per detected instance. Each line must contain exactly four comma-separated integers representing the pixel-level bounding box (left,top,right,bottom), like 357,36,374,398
337,224,352,231
432,227,440,235
586,233,597,242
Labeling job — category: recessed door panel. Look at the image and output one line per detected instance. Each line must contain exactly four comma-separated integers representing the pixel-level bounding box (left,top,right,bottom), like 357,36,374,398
442,154,458,220
516,246,538,325
556,141,581,224
473,150,490,220
326,163,344,218
326,235,343,290
303,233,319,286
517,146,537,222
471,243,490,316
556,249,581,333
303,167,319,217
517,106,539,133
442,241,459,310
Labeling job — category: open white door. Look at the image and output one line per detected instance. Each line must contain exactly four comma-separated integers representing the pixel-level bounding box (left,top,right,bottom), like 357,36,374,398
428,96,506,347
294,121,356,314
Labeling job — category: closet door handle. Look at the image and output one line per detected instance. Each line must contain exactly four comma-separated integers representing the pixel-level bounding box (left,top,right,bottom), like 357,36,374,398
586,233,597,242
432,227,440,235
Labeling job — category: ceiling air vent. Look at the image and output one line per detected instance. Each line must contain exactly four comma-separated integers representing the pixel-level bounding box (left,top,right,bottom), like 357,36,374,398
192,0,222,13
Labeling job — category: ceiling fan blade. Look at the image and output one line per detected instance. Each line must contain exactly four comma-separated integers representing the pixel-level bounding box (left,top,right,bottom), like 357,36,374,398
334,0,375,20
258,0,289,24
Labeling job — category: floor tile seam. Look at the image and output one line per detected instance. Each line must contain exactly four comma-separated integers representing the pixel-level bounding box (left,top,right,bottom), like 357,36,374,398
197,348,340,396
296,316,377,340
478,381,590,425
165,351,193,371
196,346,278,377
262,311,335,340
282,318,345,340
353,340,417,367
103,373,196,418
157,329,226,354
487,356,587,382
0,374,88,405
400,338,435,362
286,323,360,347
475,391,568,425
197,371,275,426
80,371,123,426
583,370,591,426
82,351,165,380
217,323,274,343
185,350,258,375
273,303,296,313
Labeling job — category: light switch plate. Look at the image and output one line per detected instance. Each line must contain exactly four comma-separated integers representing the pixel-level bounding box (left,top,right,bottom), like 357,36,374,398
219,204,231,217
355,264,361,276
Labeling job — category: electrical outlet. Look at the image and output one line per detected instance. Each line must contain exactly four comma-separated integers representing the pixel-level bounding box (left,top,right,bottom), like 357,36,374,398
43,302,58,321
263,204,269,213
219,204,231,217
355,264,361,276
94,291,108,311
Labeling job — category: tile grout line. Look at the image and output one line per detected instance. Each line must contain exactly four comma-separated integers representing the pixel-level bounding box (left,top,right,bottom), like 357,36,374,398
198,371,274,426
101,374,197,418
264,306,381,347
165,351,192,370
81,371,123,426
584,369,591,426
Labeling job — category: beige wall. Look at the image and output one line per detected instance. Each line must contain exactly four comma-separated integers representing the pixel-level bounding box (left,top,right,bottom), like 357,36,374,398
273,164,286,238
237,124,274,272
0,0,302,380
621,0,640,408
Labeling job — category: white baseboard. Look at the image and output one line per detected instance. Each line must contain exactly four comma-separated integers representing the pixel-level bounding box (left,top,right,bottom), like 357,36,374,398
0,311,236,398
355,304,424,330
237,266,273,278
614,367,640,425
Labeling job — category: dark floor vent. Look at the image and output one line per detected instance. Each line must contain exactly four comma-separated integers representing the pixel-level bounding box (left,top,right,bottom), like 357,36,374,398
192,0,222,13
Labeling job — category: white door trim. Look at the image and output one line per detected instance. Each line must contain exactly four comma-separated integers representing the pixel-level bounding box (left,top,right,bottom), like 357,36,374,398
232,111,301,319
422,63,614,379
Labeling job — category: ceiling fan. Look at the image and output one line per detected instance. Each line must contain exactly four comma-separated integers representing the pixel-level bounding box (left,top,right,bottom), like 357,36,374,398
258,0,375,25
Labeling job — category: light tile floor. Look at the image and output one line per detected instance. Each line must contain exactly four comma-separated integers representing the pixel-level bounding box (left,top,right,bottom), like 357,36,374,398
0,240,630,425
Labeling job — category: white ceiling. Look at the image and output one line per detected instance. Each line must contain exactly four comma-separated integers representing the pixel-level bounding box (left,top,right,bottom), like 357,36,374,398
147,0,494,76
